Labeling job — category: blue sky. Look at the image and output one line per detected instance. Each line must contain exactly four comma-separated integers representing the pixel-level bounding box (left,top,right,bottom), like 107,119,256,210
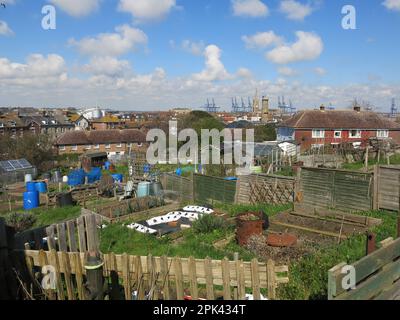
0,0,399,111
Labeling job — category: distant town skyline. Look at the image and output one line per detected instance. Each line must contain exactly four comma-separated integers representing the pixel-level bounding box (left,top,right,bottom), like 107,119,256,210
0,0,399,111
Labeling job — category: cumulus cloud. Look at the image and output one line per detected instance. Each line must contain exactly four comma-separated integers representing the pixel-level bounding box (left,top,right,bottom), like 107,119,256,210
118,0,177,22
383,0,400,11
181,40,205,56
279,0,313,21
242,31,283,49
69,25,148,57
266,31,323,64
314,67,326,76
192,45,231,82
278,67,298,76
0,21,13,36
83,56,131,77
49,0,101,17
232,0,269,18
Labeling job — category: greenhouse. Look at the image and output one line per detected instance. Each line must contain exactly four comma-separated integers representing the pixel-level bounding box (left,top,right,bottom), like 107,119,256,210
0,159,37,185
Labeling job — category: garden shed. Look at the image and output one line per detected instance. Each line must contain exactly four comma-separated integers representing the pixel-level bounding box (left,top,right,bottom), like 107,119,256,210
0,159,37,185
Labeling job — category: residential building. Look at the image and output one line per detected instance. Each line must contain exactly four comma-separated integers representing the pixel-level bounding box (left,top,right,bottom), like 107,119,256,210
277,106,400,152
56,129,147,156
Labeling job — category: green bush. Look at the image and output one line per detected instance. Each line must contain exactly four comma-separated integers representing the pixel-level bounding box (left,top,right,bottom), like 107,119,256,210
192,214,226,234
5,212,37,232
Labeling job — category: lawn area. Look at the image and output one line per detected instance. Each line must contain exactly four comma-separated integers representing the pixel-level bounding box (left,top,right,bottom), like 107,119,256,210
278,209,399,300
31,206,81,228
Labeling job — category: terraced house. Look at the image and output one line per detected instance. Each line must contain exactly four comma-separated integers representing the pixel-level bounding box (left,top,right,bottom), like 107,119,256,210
55,129,147,156
277,106,400,152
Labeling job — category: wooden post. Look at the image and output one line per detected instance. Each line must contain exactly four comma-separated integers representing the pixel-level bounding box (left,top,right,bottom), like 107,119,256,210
84,251,106,300
267,259,276,300
364,146,369,172
233,253,239,300
366,231,376,255
373,165,379,210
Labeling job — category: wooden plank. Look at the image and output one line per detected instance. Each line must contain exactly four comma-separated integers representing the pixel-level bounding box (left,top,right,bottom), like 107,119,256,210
251,258,261,300
330,237,400,298
188,257,198,300
204,257,214,300
38,249,56,300
73,252,85,300
222,258,231,300
267,259,276,300
174,257,184,300
121,253,131,300
77,216,87,252
84,214,98,252
135,256,145,300
49,249,65,300
61,251,75,300
336,260,400,300
375,279,400,300
46,225,56,251
160,256,170,300
57,223,68,252
237,260,246,300
66,221,77,252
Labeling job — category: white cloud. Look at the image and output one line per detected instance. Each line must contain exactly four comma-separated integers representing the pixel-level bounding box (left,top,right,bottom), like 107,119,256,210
383,0,400,11
279,0,313,21
0,21,13,36
314,67,326,76
232,0,269,18
118,0,177,21
242,31,283,49
69,25,148,57
83,56,131,77
278,67,298,76
181,40,205,56
192,45,231,82
266,31,323,64
49,0,100,17
236,67,253,78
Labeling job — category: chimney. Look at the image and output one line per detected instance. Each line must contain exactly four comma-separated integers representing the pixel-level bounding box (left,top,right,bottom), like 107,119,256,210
320,104,325,112
354,106,361,113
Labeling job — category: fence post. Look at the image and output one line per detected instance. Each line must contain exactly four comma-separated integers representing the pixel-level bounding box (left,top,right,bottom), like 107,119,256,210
84,251,106,300
373,165,379,210
267,259,276,300
366,232,376,255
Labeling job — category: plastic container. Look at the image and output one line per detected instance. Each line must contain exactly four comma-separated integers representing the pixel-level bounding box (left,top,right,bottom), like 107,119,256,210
111,174,124,183
24,174,33,183
26,182,37,192
137,182,151,198
56,193,74,207
150,182,163,196
35,182,48,193
23,191,40,210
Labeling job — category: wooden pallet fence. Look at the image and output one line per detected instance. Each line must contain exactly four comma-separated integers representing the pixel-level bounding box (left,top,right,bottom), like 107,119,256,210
249,179,294,205
328,237,400,300
23,250,289,300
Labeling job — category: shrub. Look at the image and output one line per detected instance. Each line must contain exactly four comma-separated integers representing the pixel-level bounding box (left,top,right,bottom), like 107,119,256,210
5,212,37,232
192,215,226,234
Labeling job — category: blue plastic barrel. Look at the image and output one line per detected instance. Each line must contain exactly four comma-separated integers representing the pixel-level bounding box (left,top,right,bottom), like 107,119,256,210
23,191,40,210
104,161,111,170
137,182,151,198
26,182,37,192
111,174,123,183
35,182,48,193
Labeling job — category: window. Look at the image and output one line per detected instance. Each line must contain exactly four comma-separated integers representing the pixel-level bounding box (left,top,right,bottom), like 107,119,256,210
116,143,122,148
349,130,362,139
377,130,389,138
59,145,66,151
85,145,91,150
105,144,111,149
334,130,342,138
71,145,78,151
94,144,100,150
311,144,324,150
312,129,325,138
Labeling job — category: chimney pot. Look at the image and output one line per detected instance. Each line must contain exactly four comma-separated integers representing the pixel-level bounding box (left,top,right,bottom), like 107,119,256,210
320,104,325,111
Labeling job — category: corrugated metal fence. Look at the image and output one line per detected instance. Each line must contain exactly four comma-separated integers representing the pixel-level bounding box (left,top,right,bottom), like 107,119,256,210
375,165,400,211
160,173,194,203
298,167,373,212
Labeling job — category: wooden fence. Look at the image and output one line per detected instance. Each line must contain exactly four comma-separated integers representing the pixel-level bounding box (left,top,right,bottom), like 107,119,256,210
23,250,289,300
328,237,400,300
374,165,400,211
193,174,237,205
160,173,194,203
298,167,373,212
235,174,295,205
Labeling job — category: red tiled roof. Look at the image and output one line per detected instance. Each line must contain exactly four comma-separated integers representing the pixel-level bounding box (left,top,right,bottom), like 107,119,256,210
279,110,400,130
56,129,146,145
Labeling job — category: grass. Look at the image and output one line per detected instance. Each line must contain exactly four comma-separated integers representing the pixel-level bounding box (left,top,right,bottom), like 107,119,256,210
215,203,291,217
100,224,255,261
30,206,81,228
342,153,400,171
278,209,399,300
